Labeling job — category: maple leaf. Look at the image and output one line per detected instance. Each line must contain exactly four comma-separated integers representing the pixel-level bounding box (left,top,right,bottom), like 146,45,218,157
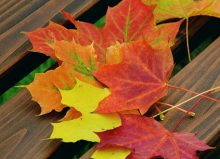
27,41,101,115
50,113,120,142
51,40,103,89
92,147,131,159
144,0,220,22
97,114,212,159
105,19,182,65
60,108,81,121
143,20,183,47
102,0,154,43
59,79,110,114
26,63,76,114
25,21,75,60
94,40,174,114
50,79,121,142
62,0,155,62
52,40,99,79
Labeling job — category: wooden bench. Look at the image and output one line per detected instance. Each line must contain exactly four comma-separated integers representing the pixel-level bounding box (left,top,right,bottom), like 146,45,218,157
0,0,219,158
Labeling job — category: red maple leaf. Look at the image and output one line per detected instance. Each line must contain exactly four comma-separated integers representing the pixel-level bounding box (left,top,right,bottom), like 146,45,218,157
94,40,174,114
97,114,212,159
62,0,155,62
25,21,75,60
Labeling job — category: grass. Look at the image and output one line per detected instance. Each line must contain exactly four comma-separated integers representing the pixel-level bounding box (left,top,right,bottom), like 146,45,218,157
0,58,56,106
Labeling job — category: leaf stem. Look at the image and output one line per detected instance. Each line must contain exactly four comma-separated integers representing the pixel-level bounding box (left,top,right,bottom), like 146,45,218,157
167,84,220,104
186,18,191,62
172,93,209,132
152,86,220,118
157,102,195,117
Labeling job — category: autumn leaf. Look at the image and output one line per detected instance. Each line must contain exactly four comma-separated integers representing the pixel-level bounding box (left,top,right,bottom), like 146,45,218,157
97,115,212,159
63,0,182,61
26,63,76,114
62,11,107,62
94,40,174,114
105,42,124,65
25,21,75,60
92,147,131,159
144,0,220,22
50,79,121,142
52,40,99,79
62,0,155,62
102,0,154,43
59,79,110,114
26,41,102,115
143,20,183,47
106,20,182,64
50,113,120,142
52,40,103,89
60,108,81,121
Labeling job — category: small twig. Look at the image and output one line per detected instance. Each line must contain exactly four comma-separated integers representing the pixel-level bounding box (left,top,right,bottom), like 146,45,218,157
167,84,220,104
186,18,191,62
172,93,210,132
152,86,220,118
157,102,195,117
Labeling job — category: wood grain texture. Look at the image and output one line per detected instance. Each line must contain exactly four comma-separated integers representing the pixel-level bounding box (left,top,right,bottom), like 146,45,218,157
162,37,220,144
0,89,62,159
0,0,99,75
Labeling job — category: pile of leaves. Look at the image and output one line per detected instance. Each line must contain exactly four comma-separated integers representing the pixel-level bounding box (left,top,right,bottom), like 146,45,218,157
25,0,220,158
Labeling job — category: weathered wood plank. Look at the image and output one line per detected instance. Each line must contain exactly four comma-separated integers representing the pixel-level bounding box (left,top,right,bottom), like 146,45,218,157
162,37,220,144
0,0,48,35
0,89,62,159
0,0,98,76
0,0,20,15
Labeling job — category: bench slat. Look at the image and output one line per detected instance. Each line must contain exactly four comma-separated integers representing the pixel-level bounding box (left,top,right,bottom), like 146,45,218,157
0,89,61,159
0,0,98,75
162,37,220,144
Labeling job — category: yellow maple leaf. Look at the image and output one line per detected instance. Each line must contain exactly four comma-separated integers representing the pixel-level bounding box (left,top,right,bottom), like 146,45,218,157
144,0,220,22
92,147,131,159
50,79,121,142
60,79,110,114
